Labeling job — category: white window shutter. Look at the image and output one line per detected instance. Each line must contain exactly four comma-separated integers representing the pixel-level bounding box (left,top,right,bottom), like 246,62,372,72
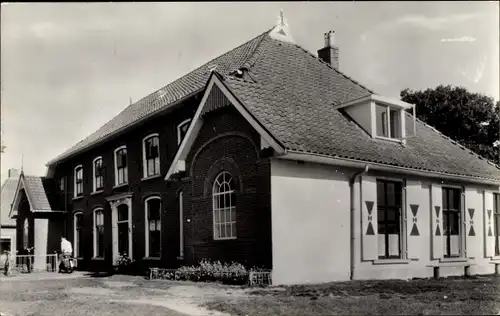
484,191,495,258
361,175,378,261
464,188,480,258
431,184,443,259
406,180,423,259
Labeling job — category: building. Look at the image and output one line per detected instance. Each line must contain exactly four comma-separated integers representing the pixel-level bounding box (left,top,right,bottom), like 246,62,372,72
1,169,19,261
9,18,500,284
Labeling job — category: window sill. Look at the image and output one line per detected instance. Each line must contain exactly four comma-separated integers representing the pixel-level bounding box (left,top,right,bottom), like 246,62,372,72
91,190,103,196
214,237,237,241
372,259,410,265
113,183,128,189
489,257,500,263
141,174,162,182
374,136,403,143
72,196,83,201
143,257,161,260
177,256,184,261
91,257,105,260
439,257,468,263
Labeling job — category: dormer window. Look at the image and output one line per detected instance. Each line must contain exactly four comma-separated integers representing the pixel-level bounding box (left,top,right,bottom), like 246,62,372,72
114,146,128,186
376,104,402,139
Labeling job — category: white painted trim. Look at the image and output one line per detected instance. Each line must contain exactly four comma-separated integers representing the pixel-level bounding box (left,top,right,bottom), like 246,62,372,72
144,196,161,259
212,171,237,240
177,119,192,145
92,157,103,193
73,212,83,258
107,196,133,264
142,133,160,178
93,208,104,259
336,94,414,110
165,73,285,180
113,145,128,186
74,165,83,198
179,191,184,259
281,151,500,186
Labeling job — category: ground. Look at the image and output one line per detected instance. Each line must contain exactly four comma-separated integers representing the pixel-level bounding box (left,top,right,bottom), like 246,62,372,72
1,272,500,316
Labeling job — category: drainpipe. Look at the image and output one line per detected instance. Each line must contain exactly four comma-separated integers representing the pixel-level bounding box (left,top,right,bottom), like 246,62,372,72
349,165,370,280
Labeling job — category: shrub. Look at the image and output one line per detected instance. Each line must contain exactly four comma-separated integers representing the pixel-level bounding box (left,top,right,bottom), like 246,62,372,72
116,253,134,274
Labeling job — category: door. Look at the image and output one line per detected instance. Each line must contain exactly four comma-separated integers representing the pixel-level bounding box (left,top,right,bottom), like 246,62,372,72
117,204,129,257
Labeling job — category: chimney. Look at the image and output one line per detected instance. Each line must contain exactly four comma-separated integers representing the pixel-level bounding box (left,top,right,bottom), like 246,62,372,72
8,168,19,178
317,31,339,70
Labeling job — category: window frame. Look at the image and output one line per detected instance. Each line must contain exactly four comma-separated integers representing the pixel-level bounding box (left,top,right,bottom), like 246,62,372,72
212,171,237,240
177,119,192,145
376,179,403,259
142,134,160,178
178,191,184,259
113,146,128,186
60,176,65,193
442,187,462,258
494,193,500,257
23,218,29,249
92,157,104,192
74,165,83,198
375,103,403,140
144,196,162,259
93,208,105,259
73,212,83,259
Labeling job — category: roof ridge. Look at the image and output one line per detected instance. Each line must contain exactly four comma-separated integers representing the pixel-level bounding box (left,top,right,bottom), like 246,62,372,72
410,113,500,169
289,41,375,95
242,27,273,70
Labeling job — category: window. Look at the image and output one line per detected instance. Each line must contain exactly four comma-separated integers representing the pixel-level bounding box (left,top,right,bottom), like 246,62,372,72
145,197,161,258
443,187,461,258
212,172,236,240
177,119,191,145
377,180,402,259
60,177,65,192
74,213,83,258
376,103,402,139
0,238,11,254
494,193,500,256
143,134,160,178
178,191,184,258
114,146,128,186
74,165,83,197
117,204,129,257
93,209,104,258
23,218,29,249
93,157,104,192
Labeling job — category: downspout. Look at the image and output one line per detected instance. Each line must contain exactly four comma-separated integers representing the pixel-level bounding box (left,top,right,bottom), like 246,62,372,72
349,165,370,280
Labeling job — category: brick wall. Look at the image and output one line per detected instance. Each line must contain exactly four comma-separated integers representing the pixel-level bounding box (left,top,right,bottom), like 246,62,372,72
183,106,272,268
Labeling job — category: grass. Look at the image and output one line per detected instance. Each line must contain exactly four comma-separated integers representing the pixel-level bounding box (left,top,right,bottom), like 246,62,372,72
204,275,500,315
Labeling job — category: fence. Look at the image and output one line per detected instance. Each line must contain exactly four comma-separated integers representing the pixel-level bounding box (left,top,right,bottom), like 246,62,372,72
1,254,59,274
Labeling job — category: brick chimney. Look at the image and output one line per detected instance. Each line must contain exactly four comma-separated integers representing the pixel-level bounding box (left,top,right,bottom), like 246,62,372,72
8,168,19,178
317,31,339,70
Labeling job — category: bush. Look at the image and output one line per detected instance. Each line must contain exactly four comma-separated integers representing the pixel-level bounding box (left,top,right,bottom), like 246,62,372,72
116,253,134,274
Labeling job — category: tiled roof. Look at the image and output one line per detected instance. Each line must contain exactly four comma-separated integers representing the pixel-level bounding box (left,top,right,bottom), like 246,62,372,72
1,177,18,226
48,26,500,182
47,29,271,165
221,36,500,181
22,176,54,211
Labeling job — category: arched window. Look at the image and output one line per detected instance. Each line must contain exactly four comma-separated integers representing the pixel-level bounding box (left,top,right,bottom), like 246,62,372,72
74,165,83,197
74,213,83,258
93,208,104,258
114,146,128,186
177,119,191,145
23,218,29,249
142,134,160,178
144,197,161,258
212,171,236,240
93,157,104,192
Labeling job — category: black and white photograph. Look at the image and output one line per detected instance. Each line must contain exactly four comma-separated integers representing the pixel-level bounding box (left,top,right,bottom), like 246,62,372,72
0,2,499,315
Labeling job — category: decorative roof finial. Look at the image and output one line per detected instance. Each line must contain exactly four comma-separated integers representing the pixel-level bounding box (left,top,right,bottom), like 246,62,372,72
270,8,295,44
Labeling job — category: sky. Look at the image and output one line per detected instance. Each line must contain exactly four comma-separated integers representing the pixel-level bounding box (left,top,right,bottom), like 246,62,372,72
1,2,499,184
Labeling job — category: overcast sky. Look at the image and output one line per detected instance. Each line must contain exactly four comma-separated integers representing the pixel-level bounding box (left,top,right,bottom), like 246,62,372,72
1,2,499,183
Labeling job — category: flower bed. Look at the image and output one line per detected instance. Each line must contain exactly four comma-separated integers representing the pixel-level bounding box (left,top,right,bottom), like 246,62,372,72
149,259,272,286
